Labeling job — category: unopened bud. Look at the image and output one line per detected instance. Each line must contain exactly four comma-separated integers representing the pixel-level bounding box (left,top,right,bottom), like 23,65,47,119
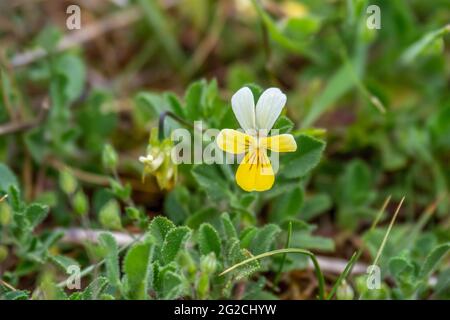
0,202,12,226
200,253,217,274
99,200,122,230
73,190,88,216
59,169,78,195
336,280,354,300
102,144,118,170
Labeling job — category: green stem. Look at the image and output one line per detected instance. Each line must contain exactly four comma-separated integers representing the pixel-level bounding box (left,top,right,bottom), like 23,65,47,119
220,248,326,300
56,234,144,288
327,195,391,300
326,251,358,300
274,221,292,285
158,111,195,141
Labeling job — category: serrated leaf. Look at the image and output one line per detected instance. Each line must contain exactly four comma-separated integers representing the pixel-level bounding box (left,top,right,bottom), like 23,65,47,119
123,242,153,299
281,135,325,179
161,227,191,264
250,224,281,255
198,223,222,257
98,233,120,288
147,216,175,246
419,243,450,279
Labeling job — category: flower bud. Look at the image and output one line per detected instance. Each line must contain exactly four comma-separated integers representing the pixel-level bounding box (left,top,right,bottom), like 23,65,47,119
102,144,118,170
99,200,122,230
196,273,209,300
200,253,217,274
0,202,12,226
336,280,354,300
73,190,88,216
125,207,141,221
59,169,78,195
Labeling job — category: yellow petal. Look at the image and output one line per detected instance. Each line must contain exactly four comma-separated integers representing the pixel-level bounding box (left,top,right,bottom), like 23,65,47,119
216,129,254,154
260,134,297,153
236,149,274,192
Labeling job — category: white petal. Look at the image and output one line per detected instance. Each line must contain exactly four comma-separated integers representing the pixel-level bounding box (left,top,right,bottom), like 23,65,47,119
255,87,286,131
231,87,256,131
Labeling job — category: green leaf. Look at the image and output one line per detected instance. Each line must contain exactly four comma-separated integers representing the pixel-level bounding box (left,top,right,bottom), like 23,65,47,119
161,226,191,264
419,243,450,279
35,25,61,51
25,204,49,229
301,193,332,221
98,233,121,288
269,186,303,222
339,160,373,203
81,277,109,300
137,0,185,68
228,239,260,280
389,256,415,279
282,16,321,40
198,223,222,257
147,216,175,246
164,186,190,224
292,232,335,251
186,207,220,229
54,54,85,103
184,80,206,121
250,224,281,255
400,25,450,65
221,212,238,239
192,164,231,201
281,135,325,179
123,242,153,299
301,63,356,127
160,271,184,299
2,290,30,300
240,227,258,249
49,255,79,271
0,163,18,193
252,0,312,57
272,115,294,134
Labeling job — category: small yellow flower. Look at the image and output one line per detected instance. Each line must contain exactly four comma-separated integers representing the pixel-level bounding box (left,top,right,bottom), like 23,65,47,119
216,87,297,192
281,1,308,19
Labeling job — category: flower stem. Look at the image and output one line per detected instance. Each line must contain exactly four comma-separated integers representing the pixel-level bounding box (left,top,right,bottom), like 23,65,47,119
274,221,292,285
158,111,195,141
220,248,326,300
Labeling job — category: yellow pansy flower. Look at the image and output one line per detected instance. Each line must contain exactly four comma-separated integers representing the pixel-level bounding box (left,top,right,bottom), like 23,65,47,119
216,87,297,192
